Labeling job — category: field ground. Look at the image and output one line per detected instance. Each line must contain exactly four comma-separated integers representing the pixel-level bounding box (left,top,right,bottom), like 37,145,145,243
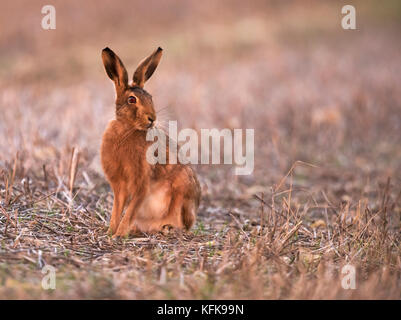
0,0,401,299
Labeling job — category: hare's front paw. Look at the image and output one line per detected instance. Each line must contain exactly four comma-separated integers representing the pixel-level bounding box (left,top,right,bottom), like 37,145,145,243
107,226,116,237
107,228,113,237
108,221,119,236
113,223,130,239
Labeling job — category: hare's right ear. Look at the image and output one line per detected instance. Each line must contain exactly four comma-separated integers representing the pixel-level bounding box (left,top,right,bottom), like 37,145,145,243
102,47,128,90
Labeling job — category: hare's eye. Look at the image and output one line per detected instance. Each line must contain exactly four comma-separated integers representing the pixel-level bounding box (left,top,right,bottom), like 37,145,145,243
128,96,137,104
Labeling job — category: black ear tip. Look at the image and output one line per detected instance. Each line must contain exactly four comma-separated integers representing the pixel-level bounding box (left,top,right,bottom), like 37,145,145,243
102,47,113,54
157,47,163,52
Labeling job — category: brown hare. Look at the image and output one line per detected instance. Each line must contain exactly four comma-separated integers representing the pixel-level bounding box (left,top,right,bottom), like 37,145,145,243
101,47,201,238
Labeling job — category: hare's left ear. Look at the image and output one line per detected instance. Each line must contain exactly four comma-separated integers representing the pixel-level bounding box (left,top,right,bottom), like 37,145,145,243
132,47,163,88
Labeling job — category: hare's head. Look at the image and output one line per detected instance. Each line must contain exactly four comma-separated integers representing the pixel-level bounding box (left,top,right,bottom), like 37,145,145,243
102,47,162,130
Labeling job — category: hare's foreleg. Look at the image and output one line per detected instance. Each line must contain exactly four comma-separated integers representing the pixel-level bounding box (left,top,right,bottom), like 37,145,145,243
113,188,147,238
108,184,128,235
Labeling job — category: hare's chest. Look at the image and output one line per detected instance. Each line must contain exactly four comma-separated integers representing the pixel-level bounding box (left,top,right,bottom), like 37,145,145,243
101,125,150,182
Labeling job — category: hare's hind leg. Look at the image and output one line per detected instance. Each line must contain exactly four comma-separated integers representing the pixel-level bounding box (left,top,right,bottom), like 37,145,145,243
159,197,195,232
161,193,185,230
181,200,196,230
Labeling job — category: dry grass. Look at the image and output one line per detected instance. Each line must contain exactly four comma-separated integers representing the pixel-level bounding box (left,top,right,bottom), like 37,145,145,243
0,0,401,299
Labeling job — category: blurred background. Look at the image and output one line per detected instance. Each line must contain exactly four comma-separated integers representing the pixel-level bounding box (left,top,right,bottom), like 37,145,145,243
1,0,400,184
1,0,401,184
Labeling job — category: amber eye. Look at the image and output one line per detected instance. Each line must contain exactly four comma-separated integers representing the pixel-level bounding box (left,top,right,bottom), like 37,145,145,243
128,96,137,104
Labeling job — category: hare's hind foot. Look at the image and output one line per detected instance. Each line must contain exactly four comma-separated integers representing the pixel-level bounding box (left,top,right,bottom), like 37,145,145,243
161,224,182,236
161,224,173,236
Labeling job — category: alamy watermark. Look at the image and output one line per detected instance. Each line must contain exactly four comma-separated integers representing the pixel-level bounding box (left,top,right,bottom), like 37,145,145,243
341,264,356,290
41,5,56,30
341,5,356,30
146,121,254,175
41,5,356,31
41,265,56,290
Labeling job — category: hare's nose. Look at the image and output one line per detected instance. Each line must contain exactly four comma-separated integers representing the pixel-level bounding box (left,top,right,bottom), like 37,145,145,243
147,116,155,128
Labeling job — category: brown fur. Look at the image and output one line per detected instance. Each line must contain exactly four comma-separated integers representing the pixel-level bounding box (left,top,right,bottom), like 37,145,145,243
100,47,201,237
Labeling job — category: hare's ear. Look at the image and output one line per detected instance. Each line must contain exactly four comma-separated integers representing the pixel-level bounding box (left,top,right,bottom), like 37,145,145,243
102,47,128,90
132,47,163,88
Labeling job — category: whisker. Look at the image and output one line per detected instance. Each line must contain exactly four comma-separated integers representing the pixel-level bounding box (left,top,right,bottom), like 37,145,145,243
156,105,174,121
156,105,171,114
116,126,137,148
